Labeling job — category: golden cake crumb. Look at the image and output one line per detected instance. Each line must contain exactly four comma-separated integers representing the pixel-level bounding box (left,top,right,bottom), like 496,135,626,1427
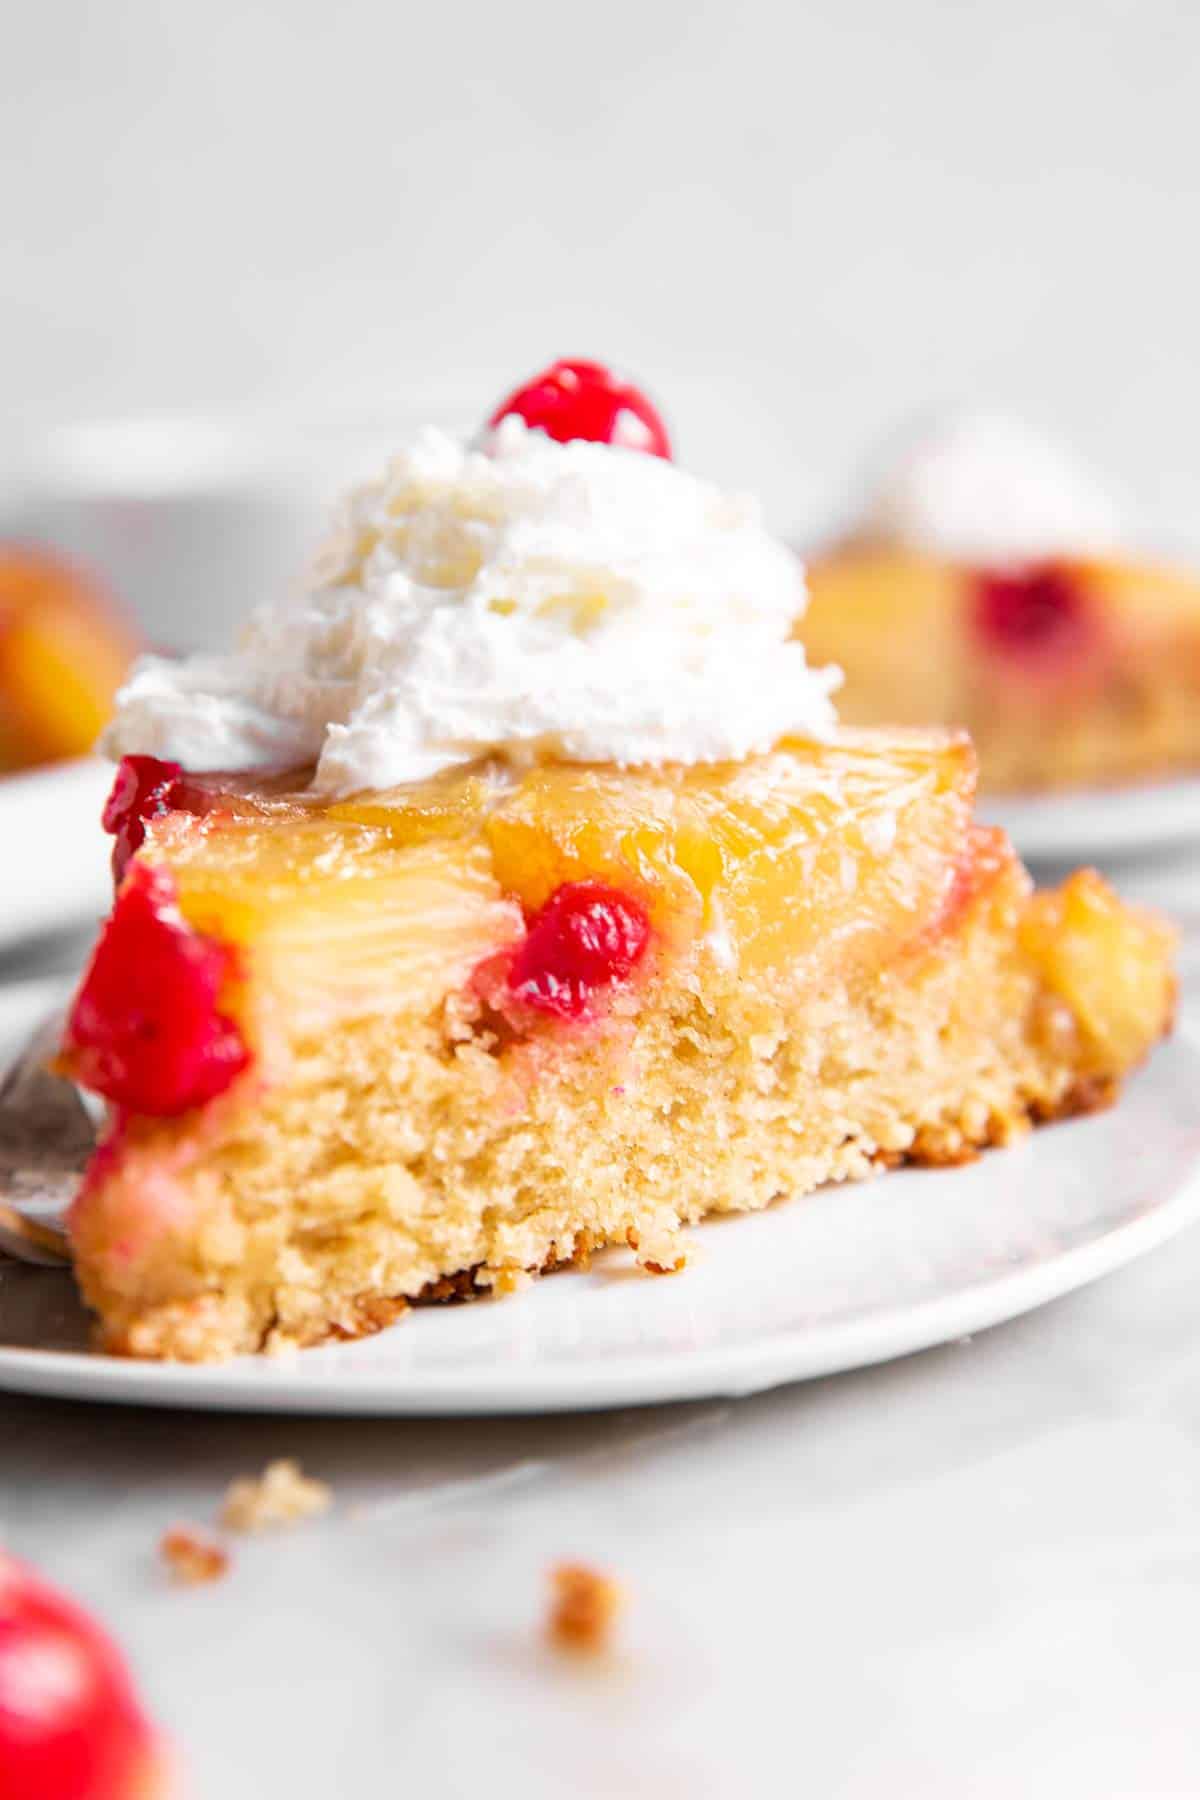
220,1459,332,1533
625,1226,687,1275
547,1562,624,1653
160,1526,230,1586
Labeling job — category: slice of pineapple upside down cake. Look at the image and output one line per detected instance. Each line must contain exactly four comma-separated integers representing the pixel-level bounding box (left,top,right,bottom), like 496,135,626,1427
57,360,1174,1360
60,731,1172,1360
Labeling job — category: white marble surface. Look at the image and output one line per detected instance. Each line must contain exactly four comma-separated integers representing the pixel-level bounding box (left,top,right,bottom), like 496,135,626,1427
0,839,1199,1796
3,1257,1200,1800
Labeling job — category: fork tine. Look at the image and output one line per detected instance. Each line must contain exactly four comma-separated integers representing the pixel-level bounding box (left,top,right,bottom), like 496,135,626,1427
0,1008,92,1266
0,1200,69,1265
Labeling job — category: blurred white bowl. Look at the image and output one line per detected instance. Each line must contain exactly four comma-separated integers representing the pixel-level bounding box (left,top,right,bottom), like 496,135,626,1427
0,414,418,653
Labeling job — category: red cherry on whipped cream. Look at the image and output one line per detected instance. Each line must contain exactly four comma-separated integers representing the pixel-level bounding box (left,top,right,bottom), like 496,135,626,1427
972,563,1092,667
0,1551,166,1800
102,756,185,887
507,881,651,1020
63,861,249,1116
489,359,672,459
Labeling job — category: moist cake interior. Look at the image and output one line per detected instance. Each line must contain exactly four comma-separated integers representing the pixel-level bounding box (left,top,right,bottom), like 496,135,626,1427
61,730,1174,1361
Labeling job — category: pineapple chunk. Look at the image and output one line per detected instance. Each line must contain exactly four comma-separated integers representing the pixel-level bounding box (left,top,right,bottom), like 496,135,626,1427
328,765,509,843
137,732,983,1011
1021,870,1176,1067
146,810,522,1022
486,731,976,974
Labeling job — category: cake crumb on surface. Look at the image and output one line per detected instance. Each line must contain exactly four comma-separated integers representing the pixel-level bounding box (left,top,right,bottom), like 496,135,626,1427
220,1459,332,1533
625,1225,688,1275
547,1562,624,1653
160,1526,230,1586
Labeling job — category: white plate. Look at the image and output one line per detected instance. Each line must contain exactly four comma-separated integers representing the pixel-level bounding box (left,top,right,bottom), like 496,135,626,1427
982,773,1200,865
0,759,112,948
1,979,1198,1415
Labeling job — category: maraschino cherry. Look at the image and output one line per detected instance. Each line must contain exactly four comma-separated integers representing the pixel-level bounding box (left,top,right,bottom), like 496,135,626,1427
102,757,185,887
972,563,1092,667
489,359,671,459
63,862,248,1116
507,881,651,1020
0,1552,166,1800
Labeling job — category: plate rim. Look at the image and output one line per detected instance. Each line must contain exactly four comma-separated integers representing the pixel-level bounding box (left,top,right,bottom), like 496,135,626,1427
982,770,1200,861
0,1170,1197,1416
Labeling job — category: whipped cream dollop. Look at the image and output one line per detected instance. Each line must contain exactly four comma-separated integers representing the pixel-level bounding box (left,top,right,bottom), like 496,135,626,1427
859,414,1124,566
103,417,839,793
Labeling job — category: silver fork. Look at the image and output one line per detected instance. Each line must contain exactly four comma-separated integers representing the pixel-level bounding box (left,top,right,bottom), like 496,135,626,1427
0,1011,95,1266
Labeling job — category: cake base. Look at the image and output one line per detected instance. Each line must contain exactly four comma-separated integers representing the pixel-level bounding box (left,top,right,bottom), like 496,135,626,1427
69,849,1171,1362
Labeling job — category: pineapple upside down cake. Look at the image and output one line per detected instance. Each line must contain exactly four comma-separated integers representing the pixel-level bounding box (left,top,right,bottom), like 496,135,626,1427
57,363,1175,1361
801,416,1200,794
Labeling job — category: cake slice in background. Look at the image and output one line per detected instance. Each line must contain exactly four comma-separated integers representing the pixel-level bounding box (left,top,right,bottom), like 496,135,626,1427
800,415,1200,794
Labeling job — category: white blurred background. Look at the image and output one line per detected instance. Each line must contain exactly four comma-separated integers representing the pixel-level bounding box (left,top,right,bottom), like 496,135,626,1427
2,0,1198,638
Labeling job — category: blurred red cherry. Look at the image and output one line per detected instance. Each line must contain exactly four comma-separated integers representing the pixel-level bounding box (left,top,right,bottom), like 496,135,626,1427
0,1552,166,1799
973,562,1092,667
